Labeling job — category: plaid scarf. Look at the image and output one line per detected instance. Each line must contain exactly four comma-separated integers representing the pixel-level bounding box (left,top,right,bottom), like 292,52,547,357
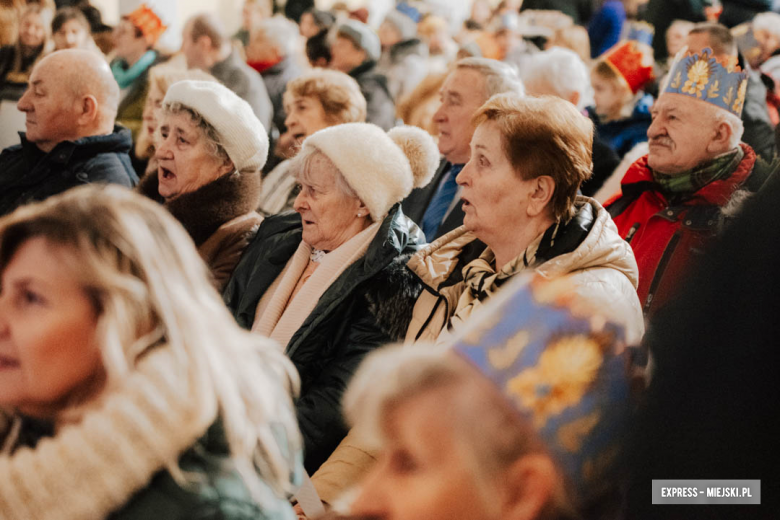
653,147,744,201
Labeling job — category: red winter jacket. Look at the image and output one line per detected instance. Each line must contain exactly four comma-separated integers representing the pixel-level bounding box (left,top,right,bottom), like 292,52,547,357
607,144,756,317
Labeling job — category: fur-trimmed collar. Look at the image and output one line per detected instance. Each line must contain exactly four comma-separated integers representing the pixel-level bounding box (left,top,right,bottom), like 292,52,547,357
138,170,262,246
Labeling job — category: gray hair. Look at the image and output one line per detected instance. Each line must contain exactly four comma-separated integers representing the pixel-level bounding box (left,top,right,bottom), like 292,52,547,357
753,12,780,40
252,16,299,58
523,47,591,110
713,108,744,150
344,344,574,516
160,102,232,166
455,57,525,99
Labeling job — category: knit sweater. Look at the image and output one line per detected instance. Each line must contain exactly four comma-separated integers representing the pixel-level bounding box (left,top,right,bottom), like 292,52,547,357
0,347,218,520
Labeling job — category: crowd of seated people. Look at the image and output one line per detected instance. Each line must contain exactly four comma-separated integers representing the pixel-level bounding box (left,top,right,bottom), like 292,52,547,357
1,1,779,519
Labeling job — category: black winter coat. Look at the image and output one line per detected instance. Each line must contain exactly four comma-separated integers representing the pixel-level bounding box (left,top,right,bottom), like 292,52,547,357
223,205,425,472
0,126,138,217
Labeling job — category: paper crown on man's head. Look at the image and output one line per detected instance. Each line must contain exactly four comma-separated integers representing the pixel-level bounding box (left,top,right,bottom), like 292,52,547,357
625,21,654,47
603,40,655,94
664,47,749,117
125,3,167,43
452,275,632,503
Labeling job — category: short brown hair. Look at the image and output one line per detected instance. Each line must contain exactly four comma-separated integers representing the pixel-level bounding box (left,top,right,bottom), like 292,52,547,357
472,94,593,221
283,68,367,125
689,22,737,56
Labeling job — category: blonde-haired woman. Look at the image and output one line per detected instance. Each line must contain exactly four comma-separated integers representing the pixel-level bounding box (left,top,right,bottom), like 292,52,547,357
0,185,301,520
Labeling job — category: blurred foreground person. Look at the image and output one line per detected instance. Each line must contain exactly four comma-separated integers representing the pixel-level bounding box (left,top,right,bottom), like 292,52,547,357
627,134,780,520
139,80,268,290
224,124,439,475
607,47,777,318
258,69,366,216
346,274,634,520
0,185,301,520
0,49,137,217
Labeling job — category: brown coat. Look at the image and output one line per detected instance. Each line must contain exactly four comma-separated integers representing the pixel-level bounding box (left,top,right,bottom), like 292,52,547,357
138,169,263,290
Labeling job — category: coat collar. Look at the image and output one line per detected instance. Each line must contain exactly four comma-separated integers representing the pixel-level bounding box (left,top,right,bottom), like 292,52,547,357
620,143,756,207
138,169,262,246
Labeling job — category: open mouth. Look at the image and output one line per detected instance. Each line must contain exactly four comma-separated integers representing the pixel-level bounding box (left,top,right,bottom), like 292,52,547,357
159,166,176,181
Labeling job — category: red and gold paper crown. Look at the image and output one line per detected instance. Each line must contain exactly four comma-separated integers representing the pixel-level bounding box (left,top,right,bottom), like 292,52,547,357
604,40,655,94
125,4,167,43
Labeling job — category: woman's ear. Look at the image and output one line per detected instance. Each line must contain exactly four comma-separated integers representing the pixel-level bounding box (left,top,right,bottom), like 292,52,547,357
355,200,370,219
526,176,556,218
498,454,559,520
218,158,236,177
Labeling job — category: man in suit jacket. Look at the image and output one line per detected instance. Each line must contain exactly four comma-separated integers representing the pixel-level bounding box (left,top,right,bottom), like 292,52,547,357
402,58,525,242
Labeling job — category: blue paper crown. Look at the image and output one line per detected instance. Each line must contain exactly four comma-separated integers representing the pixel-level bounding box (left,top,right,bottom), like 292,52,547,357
664,47,749,116
626,21,654,47
453,275,631,503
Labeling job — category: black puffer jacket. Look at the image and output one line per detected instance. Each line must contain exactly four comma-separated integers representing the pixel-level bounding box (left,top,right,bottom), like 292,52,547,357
0,126,138,217
223,204,424,472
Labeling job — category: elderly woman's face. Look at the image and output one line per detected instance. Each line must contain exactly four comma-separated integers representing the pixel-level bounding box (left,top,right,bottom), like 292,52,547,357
0,237,103,417
458,121,544,251
284,95,330,147
293,154,368,252
155,111,233,200
350,385,504,520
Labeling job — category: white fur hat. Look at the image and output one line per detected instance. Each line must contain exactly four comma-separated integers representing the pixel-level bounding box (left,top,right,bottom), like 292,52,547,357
302,123,439,221
163,80,269,172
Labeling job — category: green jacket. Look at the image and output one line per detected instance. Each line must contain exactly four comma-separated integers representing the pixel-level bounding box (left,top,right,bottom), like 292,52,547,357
9,417,297,520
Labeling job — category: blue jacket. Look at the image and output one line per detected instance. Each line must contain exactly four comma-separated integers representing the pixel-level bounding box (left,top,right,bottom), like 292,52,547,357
589,94,654,158
589,0,626,58
0,126,138,216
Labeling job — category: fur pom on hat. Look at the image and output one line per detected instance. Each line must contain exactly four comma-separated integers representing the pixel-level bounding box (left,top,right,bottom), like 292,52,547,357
163,80,269,173
302,123,439,221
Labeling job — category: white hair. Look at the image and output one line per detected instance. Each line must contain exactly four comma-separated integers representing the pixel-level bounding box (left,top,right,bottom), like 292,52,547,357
753,12,780,40
522,47,592,110
455,57,525,98
713,108,744,150
252,15,299,58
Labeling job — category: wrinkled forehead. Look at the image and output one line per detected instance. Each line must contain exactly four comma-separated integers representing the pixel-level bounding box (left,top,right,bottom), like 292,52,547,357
442,68,488,100
653,92,706,117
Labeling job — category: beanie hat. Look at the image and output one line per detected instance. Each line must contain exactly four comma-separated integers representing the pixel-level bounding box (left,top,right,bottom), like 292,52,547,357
302,124,439,221
337,20,381,62
163,80,269,172
384,9,418,41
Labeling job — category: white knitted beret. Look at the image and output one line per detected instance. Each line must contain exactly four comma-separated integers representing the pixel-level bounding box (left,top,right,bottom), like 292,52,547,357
163,80,269,172
302,123,439,221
